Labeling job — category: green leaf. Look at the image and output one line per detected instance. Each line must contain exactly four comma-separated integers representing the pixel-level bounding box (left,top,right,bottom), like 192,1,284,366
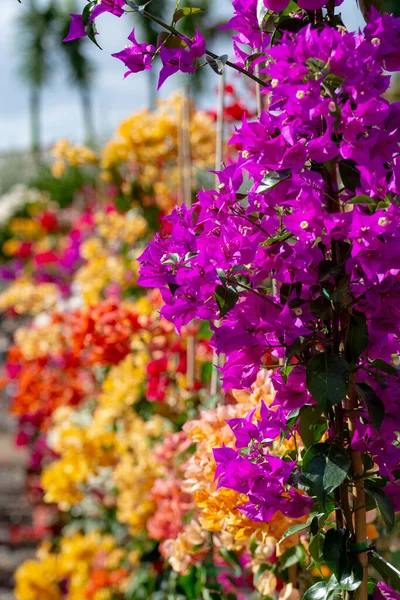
346,311,369,362
302,443,351,502
244,52,270,70
82,1,96,26
214,284,239,318
178,566,197,600
339,159,361,193
200,361,213,384
157,32,187,49
299,405,327,448
317,259,341,283
306,354,350,413
281,364,296,383
369,359,397,376
125,0,150,13
206,55,228,75
218,548,242,578
198,320,213,340
256,0,272,27
309,296,332,320
256,169,292,193
339,554,363,591
368,549,400,590
323,528,349,580
280,282,302,306
173,6,204,22
356,382,384,432
85,21,102,49
348,194,374,205
302,580,340,600
364,483,395,531
279,523,309,545
280,545,306,570
308,532,324,566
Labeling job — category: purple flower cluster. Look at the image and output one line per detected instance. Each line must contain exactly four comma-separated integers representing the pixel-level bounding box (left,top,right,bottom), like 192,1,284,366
213,402,313,520
139,11,400,387
138,9,400,521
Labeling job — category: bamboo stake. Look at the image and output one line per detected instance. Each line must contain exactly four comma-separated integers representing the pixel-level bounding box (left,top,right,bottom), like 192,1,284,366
347,383,368,600
179,88,195,390
254,55,263,117
210,72,226,397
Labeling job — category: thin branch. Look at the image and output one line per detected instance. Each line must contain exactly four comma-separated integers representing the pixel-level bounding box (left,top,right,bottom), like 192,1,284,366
140,9,268,88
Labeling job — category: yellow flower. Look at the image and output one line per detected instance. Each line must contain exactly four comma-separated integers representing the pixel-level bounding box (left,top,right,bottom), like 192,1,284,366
15,554,61,600
51,139,98,177
0,278,59,315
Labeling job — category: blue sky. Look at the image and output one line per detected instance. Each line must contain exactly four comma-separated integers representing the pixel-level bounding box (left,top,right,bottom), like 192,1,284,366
0,0,364,152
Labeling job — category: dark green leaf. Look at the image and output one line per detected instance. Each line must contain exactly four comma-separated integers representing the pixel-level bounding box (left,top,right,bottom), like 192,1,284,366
323,528,348,580
339,554,363,591
310,515,320,536
214,285,239,318
280,282,302,306
168,283,180,296
302,443,351,501
85,22,102,49
299,405,327,448
276,16,305,32
306,354,350,413
317,259,342,283
339,159,361,193
364,483,395,531
356,382,384,432
346,311,369,362
309,296,332,320
256,169,292,193
369,359,397,376
82,1,96,26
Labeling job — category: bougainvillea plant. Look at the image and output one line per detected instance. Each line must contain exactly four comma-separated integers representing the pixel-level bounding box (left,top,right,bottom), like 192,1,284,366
37,0,400,598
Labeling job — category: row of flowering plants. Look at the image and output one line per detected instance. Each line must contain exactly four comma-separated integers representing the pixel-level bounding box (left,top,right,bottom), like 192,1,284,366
1,99,310,600
8,0,400,598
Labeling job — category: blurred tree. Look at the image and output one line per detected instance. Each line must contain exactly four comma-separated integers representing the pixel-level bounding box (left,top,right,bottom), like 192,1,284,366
17,0,59,161
56,1,96,145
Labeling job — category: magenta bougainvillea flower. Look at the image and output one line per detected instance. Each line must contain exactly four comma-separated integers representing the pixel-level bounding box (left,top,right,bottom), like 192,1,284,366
374,582,400,600
91,0,126,20
63,13,86,42
63,0,126,42
112,29,156,77
157,31,206,89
